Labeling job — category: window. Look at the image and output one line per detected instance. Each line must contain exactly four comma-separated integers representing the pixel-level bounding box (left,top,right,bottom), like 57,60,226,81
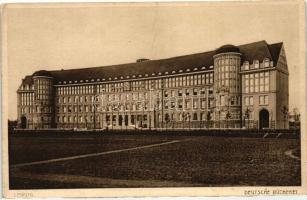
249,96,254,105
171,101,175,109
171,90,175,97
244,61,249,70
178,100,183,109
193,88,198,96
230,96,235,105
255,73,259,92
178,89,183,96
186,89,190,96
259,95,269,105
193,100,198,109
244,75,249,93
264,95,269,104
200,88,206,95
185,100,191,109
193,113,198,120
264,58,270,67
244,96,253,106
264,72,269,91
164,91,168,98
209,73,213,84
164,102,168,109
249,74,254,93
259,96,264,105
201,99,206,109
254,60,259,69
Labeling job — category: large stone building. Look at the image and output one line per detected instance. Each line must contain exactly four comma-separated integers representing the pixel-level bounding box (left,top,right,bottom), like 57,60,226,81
17,40,289,130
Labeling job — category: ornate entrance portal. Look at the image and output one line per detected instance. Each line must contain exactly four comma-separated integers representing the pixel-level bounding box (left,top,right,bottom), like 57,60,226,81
259,109,269,129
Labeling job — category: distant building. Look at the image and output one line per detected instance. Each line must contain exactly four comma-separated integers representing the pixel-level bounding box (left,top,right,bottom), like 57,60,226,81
17,40,289,130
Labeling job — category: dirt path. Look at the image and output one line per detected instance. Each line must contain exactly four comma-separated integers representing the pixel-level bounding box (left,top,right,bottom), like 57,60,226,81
12,140,181,168
284,149,300,161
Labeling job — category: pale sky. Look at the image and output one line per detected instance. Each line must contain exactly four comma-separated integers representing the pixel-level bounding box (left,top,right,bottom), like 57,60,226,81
4,2,304,120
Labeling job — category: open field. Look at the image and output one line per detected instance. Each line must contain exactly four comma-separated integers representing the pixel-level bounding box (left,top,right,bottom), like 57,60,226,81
9,132,301,189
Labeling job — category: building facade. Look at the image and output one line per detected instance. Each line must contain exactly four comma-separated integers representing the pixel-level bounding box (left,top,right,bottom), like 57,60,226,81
17,40,289,130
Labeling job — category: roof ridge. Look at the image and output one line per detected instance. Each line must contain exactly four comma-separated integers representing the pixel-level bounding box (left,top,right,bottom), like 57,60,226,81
49,40,270,74
34,40,284,83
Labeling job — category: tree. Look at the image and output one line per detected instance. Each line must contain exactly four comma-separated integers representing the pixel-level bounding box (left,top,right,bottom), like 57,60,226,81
292,108,300,122
281,106,288,129
290,107,300,129
226,111,231,128
206,111,212,128
245,108,250,129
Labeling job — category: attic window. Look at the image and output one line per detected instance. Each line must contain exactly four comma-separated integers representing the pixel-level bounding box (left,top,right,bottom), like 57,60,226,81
120,76,123,79
186,69,190,72
209,66,213,69
172,71,176,74
91,79,95,82
102,78,106,81
97,78,100,81
179,70,183,73
69,81,72,83
132,75,136,78
126,76,130,78
145,74,148,77
201,67,206,70
59,81,62,84
85,80,89,82
152,73,156,76
243,61,249,70
270,61,274,67
138,75,142,77
108,78,112,80
193,68,198,71
165,72,169,75
63,81,66,84
80,80,84,83
114,77,118,80
254,60,259,69
75,80,78,83
263,58,270,68
158,72,162,75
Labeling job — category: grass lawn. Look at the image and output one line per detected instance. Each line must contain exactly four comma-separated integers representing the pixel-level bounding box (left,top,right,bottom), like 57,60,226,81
9,133,301,189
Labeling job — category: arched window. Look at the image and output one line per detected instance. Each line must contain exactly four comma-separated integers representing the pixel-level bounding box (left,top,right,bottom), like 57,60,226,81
193,113,198,120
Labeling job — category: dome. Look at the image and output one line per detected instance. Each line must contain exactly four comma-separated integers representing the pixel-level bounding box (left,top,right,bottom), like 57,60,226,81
32,70,52,77
215,44,240,54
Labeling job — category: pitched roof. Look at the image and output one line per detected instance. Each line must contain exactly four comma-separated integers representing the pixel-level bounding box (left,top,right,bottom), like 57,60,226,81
30,40,283,84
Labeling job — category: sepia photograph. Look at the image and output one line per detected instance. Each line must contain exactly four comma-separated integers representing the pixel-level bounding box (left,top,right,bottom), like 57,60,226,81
2,0,306,198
